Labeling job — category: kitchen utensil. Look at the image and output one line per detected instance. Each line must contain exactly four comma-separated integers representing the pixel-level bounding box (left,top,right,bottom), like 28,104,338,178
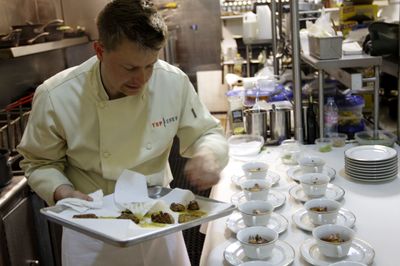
12,19,64,44
268,104,291,143
243,109,268,140
0,29,22,48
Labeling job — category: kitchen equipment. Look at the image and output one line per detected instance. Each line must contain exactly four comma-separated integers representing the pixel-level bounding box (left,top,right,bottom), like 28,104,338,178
308,35,343,59
0,149,12,187
12,19,64,44
0,29,22,48
243,109,268,140
228,134,264,158
242,12,258,40
268,104,291,143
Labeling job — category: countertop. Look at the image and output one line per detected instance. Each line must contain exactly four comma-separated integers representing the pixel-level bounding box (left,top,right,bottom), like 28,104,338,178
200,143,400,266
0,176,27,209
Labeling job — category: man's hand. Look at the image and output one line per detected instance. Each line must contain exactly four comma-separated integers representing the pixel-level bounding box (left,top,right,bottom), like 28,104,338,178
54,184,93,202
184,149,221,191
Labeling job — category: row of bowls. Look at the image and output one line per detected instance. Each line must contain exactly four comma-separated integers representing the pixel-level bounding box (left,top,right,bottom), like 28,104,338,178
237,158,362,263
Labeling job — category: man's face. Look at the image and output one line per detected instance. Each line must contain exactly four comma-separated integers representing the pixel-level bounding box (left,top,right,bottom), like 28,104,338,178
94,39,160,99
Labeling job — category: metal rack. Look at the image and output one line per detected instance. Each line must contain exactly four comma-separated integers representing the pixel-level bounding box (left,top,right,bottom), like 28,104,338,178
302,54,382,137
289,2,384,140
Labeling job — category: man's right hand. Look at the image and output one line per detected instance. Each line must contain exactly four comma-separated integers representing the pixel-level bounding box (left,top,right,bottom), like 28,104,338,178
54,184,93,202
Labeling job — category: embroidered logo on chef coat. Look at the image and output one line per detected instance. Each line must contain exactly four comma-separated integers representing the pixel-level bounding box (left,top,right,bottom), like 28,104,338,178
152,115,178,128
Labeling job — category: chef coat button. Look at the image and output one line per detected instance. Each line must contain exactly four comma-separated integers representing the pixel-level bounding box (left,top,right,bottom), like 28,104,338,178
98,102,106,108
103,151,110,158
146,143,152,150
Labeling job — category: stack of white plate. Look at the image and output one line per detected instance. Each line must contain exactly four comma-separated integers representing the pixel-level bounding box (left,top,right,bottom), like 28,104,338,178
345,145,398,182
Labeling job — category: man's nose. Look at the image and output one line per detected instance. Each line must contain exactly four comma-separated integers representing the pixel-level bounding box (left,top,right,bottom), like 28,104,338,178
131,68,146,84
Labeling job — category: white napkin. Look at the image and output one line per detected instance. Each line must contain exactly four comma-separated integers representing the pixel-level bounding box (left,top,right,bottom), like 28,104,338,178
56,190,104,213
114,169,161,218
113,169,196,219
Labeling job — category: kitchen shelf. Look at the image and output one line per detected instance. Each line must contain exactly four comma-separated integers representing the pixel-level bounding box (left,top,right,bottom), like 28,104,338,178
301,53,382,70
301,53,382,137
0,36,90,59
220,15,243,20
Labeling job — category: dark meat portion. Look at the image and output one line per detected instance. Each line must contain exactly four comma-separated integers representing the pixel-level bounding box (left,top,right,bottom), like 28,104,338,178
170,202,185,212
151,211,174,224
117,213,140,224
187,200,200,211
72,213,98,219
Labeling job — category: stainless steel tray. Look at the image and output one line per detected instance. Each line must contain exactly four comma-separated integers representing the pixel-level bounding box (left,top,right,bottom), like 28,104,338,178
41,187,236,247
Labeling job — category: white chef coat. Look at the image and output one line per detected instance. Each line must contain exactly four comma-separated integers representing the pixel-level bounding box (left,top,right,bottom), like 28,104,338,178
17,56,228,266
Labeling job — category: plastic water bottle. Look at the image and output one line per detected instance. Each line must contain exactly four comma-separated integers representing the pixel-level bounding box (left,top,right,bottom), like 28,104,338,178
324,97,339,137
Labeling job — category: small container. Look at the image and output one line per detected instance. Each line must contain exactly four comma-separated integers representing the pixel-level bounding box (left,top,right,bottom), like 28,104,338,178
228,134,264,157
280,139,301,165
226,90,245,135
355,130,396,147
337,95,365,128
328,132,347,147
308,35,343,59
315,138,333,153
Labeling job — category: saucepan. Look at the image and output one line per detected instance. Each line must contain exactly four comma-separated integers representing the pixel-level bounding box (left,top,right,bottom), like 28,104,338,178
0,29,22,48
12,19,64,44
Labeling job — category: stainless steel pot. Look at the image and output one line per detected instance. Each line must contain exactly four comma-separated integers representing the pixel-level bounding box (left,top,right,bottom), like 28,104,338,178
268,104,291,143
243,109,268,140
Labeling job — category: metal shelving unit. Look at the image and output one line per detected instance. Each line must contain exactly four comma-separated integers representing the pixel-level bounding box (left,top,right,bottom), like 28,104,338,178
0,36,89,59
302,53,382,137
289,3,384,140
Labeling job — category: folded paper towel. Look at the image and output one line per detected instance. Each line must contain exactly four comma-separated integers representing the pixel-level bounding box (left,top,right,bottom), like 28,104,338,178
114,169,195,218
56,190,104,213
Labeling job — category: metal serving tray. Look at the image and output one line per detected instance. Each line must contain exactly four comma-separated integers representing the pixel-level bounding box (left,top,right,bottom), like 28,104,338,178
41,187,236,247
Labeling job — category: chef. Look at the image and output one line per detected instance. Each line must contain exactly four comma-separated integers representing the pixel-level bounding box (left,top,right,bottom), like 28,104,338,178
17,0,228,265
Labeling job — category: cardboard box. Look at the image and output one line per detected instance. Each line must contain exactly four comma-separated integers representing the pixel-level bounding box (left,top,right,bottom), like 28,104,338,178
308,36,343,59
339,4,378,22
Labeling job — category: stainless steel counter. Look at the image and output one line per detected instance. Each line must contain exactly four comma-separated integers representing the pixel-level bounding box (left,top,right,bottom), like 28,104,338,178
302,54,382,69
0,175,27,209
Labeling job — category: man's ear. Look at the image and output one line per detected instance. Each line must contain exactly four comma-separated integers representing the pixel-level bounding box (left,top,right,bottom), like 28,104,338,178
93,41,104,60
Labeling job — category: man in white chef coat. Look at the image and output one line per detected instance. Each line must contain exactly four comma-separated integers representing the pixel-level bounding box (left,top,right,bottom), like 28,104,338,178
17,0,228,265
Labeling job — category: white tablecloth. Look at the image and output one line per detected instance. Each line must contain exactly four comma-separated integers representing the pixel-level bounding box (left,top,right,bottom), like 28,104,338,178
199,143,400,266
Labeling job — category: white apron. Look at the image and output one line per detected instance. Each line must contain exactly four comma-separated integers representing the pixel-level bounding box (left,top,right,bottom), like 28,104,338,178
62,228,191,266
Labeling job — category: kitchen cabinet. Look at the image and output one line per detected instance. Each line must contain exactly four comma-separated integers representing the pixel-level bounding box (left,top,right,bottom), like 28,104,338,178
0,176,55,266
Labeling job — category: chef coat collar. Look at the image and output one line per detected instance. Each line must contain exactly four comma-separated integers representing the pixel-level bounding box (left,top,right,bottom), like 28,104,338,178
94,60,148,102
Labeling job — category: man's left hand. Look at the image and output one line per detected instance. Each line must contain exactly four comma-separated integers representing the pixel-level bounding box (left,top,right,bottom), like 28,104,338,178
184,149,221,191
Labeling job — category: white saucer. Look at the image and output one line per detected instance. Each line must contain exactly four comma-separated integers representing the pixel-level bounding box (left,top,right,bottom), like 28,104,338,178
292,208,356,232
300,238,375,266
226,211,288,234
231,190,286,209
289,183,345,202
231,171,281,187
287,166,336,182
224,240,295,265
